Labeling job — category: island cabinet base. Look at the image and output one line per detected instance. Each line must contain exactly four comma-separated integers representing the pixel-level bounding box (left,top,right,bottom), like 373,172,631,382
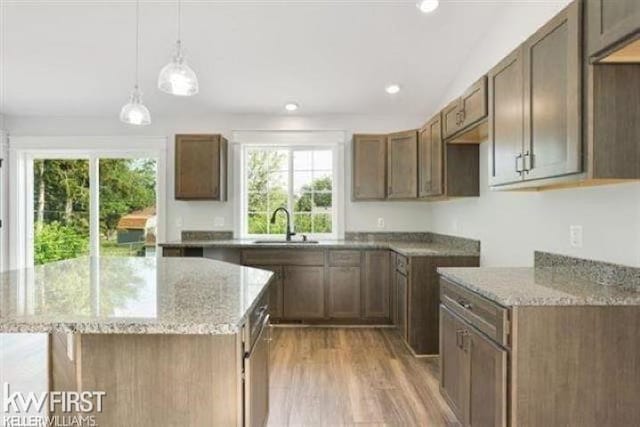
50,332,244,426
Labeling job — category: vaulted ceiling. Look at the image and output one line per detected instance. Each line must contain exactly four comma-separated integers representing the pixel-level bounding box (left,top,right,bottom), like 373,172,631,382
1,1,520,118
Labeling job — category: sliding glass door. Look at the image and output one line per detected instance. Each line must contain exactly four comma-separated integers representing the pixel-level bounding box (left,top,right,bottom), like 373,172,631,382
29,155,159,266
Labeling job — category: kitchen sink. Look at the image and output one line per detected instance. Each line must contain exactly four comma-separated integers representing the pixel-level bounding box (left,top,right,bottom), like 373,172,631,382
252,239,319,244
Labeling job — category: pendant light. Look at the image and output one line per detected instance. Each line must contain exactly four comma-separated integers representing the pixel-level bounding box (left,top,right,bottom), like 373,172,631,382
158,0,199,96
120,0,151,126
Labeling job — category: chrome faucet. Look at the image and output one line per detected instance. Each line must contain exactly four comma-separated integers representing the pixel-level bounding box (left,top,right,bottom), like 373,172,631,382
270,207,296,241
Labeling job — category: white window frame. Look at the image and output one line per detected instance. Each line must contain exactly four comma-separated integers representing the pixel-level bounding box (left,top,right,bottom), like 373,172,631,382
233,131,345,240
8,136,167,269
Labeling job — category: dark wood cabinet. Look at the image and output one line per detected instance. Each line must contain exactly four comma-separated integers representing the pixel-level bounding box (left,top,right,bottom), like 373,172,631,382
283,266,325,319
175,134,228,200
396,271,408,341
328,266,361,318
522,0,582,181
362,251,390,319
468,326,507,427
489,1,581,187
488,47,526,186
443,77,488,141
249,265,284,320
387,130,419,199
439,305,469,422
587,0,640,60
418,115,444,198
352,134,387,200
439,304,507,427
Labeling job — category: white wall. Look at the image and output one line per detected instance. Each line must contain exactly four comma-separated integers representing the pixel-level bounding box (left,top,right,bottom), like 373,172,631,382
426,0,640,268
5,114,431,241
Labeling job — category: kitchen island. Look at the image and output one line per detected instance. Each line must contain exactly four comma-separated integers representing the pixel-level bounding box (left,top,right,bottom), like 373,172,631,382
0,257,274,427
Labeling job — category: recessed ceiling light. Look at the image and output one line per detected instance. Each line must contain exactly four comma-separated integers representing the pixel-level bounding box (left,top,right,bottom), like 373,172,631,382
385,84,401,95
285,102,299,112
416,0,439,14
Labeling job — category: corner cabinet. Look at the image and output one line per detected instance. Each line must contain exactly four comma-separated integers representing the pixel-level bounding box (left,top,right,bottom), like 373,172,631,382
418,115,444,198
489,1,582,187
175,134,228,200
586,0,640,60
387,130,419,199
352,134,387,200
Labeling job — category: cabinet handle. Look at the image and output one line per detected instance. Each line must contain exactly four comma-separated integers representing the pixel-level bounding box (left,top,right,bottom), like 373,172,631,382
461,330,470,353
459,108,466,124
455,329,463,348
523,150,533,173
515,154,524,174
457,299,472,311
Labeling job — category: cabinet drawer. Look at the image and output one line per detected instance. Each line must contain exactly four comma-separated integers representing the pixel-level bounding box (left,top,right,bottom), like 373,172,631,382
241,249,324,266
395,254,408,275
329,250,361,267
440,277,509,346
247,290,269,350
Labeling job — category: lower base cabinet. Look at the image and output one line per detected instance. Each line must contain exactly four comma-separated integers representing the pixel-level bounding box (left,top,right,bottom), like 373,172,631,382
283,266,325,319
328,266,361,318
247,265,284,320
439,305,508,427
396,271,408,341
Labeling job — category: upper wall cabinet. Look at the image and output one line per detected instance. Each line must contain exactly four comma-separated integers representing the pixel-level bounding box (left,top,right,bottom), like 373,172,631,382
352,134,387,200
442,77,488,142
418,115,444,198
387,130,419,199
586,0,640,61
175,134,228,201
489,1,581,187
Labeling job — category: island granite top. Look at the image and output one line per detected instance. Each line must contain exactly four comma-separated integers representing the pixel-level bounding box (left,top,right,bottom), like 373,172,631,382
160,239,480,258
438,267,640,306
0,257,273,335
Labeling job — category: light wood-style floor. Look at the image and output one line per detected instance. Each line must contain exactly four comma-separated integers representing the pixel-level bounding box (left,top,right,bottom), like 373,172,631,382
268,327,460,427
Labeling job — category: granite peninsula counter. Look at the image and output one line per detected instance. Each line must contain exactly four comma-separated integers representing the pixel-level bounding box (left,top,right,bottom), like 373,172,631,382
0,257,274,427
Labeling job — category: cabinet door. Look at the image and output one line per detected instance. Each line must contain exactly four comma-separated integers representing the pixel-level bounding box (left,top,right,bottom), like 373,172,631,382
488,47,525,186
459,76,488,130
283,266,325,319
352,134,387,200
442,99,462,140
523,1,581,181
396,272,408,340
362,251,390,319
419,115,444,198
387,130,419,199
389,252,398,326
250,265,284,320
328,267,361,318
587,0,640,58
468,326,507,427
439,306,470,423
175,134,226,200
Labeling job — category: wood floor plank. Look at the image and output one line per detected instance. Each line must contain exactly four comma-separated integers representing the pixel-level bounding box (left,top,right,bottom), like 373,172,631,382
267,327,459,427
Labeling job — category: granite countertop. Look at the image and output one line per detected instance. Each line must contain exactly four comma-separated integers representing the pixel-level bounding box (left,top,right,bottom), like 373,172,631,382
160,239,479,257
0,257,273,335
438,267,640,306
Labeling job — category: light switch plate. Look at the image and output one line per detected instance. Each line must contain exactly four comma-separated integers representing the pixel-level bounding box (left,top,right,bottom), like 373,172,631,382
377,217,385,229
569,225,583,248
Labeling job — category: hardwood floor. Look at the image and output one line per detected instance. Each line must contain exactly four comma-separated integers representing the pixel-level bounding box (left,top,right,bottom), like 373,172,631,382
268,327,460,427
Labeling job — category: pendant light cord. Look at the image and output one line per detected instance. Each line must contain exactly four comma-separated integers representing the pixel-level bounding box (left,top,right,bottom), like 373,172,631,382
177,0,182,44
135,0,140,89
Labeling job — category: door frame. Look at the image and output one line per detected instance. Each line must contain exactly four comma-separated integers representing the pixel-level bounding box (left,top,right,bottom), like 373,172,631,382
9,136,167,269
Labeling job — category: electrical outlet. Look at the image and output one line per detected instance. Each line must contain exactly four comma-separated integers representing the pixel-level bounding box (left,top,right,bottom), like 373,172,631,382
569,225,583,248
377,217,385,229
214,217,225,227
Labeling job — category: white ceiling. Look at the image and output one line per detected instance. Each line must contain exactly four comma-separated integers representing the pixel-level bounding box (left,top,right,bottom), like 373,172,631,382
1,1,520,118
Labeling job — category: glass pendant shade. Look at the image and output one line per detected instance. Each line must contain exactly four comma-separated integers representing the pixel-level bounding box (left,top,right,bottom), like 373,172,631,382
120,86,151,126
158,41,199,96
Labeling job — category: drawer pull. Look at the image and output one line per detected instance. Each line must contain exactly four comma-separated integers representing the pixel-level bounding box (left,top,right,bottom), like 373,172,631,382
458,299,473,310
